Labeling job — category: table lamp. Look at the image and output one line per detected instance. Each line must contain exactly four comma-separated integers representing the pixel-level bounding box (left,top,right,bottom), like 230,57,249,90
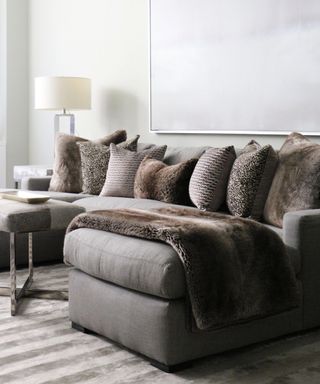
34,76,91,135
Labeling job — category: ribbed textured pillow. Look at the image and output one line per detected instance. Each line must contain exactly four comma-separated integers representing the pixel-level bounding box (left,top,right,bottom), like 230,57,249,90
227,141,278,219
78,135,139,195
49,130,127,193
264,132,320,227
134,157,198,205
100,144,167,197
189,146,236,211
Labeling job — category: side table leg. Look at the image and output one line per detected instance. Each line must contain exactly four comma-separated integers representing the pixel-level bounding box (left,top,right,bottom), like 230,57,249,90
28,233,33,281
0,231,65,311
10,233,16,316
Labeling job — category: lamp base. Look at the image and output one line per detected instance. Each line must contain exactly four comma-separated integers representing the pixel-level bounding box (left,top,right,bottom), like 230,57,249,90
54,113,75,136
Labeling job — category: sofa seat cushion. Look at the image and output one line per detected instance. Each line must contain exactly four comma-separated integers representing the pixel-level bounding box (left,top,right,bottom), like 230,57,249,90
64,228,186,299
72,195,180,211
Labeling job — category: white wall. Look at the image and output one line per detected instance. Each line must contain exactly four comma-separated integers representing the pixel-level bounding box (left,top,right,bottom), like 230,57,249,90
29,0,320,165
29,0,149,163
0,0,8,187
0,0,6,143
0,0,29,187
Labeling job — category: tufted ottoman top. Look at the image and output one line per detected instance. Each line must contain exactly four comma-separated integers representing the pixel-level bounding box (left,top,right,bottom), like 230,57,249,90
0,199,85,233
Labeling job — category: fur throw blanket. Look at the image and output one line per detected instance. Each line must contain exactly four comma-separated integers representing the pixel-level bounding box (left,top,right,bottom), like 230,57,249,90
67,206,299,331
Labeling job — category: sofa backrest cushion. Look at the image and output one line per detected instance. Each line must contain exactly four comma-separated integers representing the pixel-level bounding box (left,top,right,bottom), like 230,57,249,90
163,146,210,165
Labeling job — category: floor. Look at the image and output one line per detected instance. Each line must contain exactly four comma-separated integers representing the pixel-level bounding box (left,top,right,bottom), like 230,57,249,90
0,265,319,384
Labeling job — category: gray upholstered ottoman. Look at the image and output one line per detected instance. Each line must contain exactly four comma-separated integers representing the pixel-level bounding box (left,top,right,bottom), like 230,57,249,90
0,199,84,315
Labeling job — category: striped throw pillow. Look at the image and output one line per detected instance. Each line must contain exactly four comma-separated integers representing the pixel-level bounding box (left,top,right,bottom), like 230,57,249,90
78,136,139,195
100,144,167,197
189,146,236,211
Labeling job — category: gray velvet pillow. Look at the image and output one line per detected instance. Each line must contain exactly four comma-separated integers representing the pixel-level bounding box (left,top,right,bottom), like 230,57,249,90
100,144,167,198
264,132,320,227
78,135,139,195
189,146,236,211
227,140,278,220
134,157,198,205
49,130,127,193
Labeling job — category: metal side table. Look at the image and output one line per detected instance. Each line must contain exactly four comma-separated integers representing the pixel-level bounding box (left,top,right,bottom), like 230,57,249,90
0,199,84,315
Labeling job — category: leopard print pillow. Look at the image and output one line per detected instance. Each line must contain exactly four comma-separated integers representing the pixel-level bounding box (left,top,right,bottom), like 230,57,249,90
227,141,278,220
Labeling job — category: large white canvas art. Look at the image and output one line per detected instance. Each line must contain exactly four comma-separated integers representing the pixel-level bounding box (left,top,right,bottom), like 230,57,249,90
150,0,320,134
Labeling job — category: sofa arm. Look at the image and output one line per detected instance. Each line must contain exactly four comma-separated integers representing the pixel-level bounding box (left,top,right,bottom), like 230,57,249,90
21,176,51,191
283,209,320,329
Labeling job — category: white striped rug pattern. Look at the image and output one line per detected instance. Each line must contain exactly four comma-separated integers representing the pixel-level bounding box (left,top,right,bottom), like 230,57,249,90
0,265,320,384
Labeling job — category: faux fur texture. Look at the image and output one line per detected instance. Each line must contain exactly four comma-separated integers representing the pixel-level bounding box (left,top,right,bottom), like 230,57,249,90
49,130,127,193
67,207,299,331
264,132,320,227
134,157,197,205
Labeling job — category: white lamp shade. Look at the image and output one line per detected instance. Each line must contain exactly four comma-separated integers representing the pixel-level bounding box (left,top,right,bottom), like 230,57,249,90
34,76,91,110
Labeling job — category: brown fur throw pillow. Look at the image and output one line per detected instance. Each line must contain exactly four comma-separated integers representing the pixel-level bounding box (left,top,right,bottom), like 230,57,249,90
264,132,320,227
134,157,198,205
49,130,126,193
227,140,278,220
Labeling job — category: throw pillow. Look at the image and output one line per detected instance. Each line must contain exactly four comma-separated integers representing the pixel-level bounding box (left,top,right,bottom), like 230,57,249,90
189,146,236,211
134,157,198,205
49,130,127,193
227,140,278,219
78,135,140,195
93,129,127,146
264,132,320,227
100,144,167,198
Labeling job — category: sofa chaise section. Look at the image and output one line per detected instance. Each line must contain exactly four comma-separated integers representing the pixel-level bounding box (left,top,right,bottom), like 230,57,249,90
63,196,320,370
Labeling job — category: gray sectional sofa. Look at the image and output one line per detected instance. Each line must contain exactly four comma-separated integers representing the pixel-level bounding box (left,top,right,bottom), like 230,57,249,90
6,144,320,371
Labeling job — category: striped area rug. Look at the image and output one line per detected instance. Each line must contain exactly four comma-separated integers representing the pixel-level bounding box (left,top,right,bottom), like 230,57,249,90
0,264,320,384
